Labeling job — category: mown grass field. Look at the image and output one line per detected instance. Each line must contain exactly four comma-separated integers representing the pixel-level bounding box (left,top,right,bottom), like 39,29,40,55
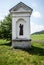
31,34,44,41
0,34,44,65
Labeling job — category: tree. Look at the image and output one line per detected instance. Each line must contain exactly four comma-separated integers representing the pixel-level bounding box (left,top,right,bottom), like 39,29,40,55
0,14,12,40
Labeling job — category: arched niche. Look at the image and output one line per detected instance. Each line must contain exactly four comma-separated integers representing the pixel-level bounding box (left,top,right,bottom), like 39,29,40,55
16,18,26,39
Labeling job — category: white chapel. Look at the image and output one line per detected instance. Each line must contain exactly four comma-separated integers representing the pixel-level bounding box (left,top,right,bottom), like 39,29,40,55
9,2,33,48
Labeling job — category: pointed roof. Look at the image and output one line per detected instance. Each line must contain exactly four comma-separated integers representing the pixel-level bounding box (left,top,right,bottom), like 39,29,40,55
9,2,33,12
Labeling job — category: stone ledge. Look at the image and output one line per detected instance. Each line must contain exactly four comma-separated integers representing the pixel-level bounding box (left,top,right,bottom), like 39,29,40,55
12,39,31,48
12,39,31,41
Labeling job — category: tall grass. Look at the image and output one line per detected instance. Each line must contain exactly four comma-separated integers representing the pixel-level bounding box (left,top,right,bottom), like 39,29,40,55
0,39,44,65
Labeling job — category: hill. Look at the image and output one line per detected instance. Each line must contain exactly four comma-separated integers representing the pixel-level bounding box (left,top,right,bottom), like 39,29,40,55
32,30,44,35
31,30,44,40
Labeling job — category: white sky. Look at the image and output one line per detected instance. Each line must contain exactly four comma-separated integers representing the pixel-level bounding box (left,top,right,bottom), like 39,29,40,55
0,0,44,33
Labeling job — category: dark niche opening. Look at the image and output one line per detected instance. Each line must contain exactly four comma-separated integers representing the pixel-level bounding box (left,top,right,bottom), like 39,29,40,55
19,24,23,35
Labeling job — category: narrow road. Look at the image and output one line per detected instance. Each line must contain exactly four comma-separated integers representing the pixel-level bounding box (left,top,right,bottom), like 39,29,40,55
31,40,44,44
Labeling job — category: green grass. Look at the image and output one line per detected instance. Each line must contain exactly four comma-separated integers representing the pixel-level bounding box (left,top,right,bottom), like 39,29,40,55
0,39,10,45
31,34,44,41
0,39,44,65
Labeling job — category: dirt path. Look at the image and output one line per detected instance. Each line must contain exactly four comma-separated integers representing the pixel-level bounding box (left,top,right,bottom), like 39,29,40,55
31,40,44,44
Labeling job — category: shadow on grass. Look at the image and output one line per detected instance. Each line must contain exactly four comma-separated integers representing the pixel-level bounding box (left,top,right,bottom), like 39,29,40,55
25,46,44,56
0,42,44,56
14,46,44,56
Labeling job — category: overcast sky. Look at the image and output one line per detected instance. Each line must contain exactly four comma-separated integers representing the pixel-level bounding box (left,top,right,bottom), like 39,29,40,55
0,0,44,33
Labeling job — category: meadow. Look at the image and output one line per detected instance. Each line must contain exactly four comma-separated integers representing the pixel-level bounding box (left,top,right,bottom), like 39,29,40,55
31,34,44,41
0,34,44,65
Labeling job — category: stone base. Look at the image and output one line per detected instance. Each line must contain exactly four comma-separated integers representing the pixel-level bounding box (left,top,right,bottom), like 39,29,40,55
12,39,31,48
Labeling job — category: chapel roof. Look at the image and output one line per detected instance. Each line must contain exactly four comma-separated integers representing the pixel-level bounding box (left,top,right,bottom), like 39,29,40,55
9,2,33,12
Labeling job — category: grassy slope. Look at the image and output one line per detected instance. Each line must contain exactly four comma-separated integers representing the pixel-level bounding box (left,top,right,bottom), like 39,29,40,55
0,39,44,65
31,34,44,41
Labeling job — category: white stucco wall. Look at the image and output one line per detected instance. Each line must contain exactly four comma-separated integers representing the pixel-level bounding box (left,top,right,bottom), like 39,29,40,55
12,12,31,40
10,2,33,48
11,7,32,40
